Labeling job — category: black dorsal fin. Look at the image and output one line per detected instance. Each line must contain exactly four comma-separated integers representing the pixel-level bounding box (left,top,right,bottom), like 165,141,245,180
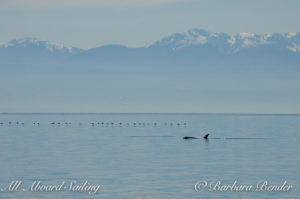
203,134,209,139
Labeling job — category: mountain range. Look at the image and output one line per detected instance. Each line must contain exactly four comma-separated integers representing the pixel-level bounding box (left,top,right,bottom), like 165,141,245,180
1,29,300,113
1,29,300,66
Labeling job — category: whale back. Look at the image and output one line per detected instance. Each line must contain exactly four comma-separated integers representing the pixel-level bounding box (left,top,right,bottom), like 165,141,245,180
183,136,197,139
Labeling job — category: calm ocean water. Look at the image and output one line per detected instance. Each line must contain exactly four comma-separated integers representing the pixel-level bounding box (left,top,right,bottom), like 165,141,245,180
0,113,299,199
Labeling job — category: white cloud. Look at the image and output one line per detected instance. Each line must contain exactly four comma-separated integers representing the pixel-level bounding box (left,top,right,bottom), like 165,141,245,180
3,0,183,9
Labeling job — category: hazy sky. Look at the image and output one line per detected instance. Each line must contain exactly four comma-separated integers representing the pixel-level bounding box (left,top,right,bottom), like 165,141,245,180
1,0,300,49
1,0,300,113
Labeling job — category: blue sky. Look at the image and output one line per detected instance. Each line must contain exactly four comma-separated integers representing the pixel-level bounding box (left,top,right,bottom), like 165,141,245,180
1,0,300,49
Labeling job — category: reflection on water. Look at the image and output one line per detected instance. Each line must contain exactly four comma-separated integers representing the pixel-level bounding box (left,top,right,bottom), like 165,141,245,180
0,114,299,199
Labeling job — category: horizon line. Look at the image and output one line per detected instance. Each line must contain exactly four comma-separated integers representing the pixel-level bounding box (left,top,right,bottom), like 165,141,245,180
1,112,300,116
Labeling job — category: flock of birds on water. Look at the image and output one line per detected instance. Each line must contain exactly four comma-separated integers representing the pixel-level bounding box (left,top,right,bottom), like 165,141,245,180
0,121,187,127
0,121,213,139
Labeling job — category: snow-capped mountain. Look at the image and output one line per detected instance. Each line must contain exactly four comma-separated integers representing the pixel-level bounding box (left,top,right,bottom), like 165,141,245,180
1,29,300,66
0,37,82,54
150,28,300,53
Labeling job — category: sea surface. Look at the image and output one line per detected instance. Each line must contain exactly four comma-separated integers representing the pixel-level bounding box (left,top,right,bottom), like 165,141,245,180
0,113,299,199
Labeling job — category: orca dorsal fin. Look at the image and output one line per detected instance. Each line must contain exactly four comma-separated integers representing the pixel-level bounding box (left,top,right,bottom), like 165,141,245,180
203,134,209,139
